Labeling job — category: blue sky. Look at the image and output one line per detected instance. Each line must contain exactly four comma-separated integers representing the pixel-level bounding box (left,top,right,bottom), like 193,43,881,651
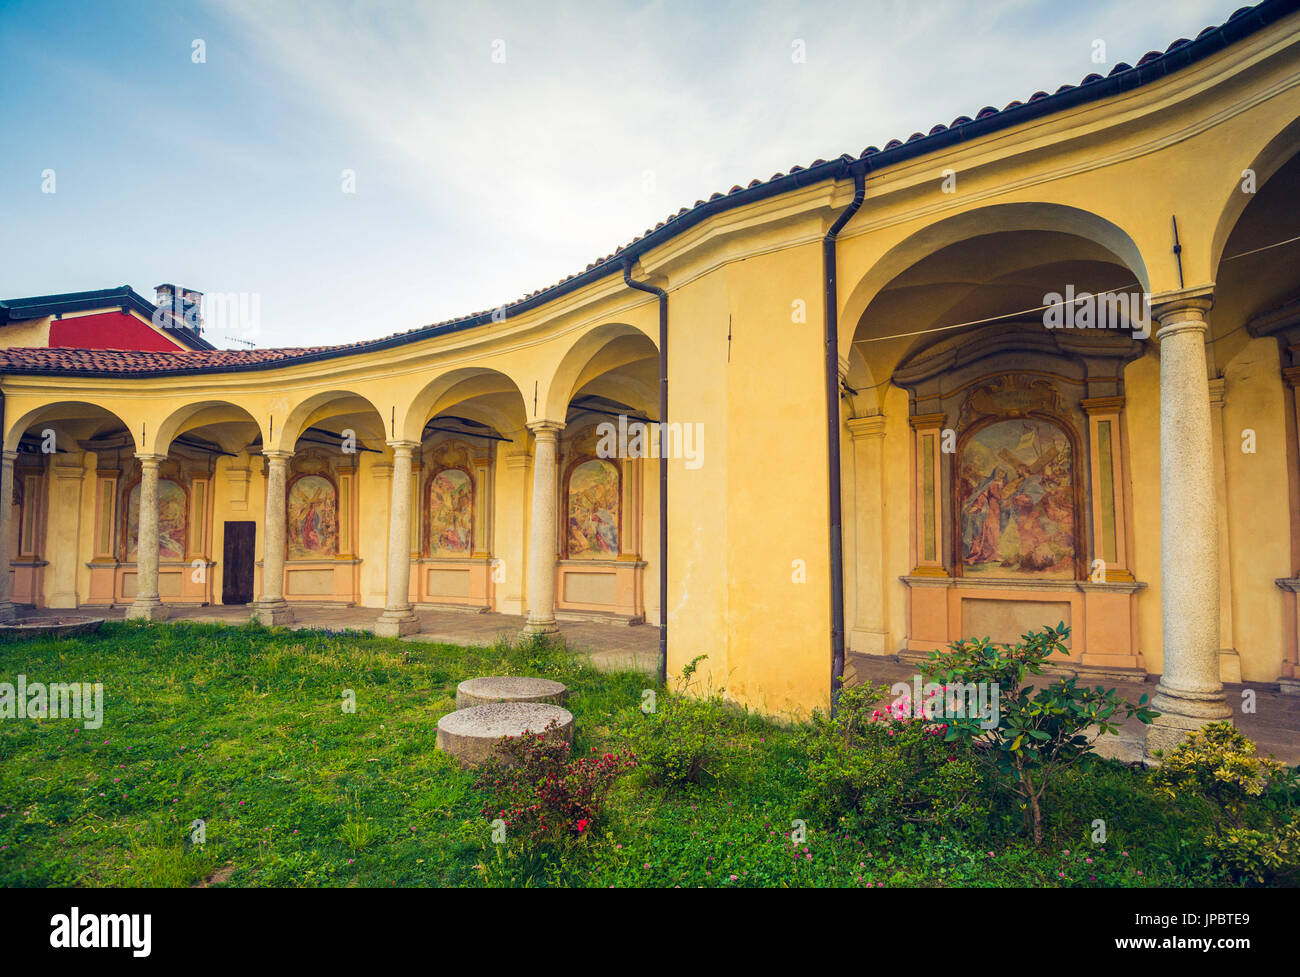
0,0,1241,349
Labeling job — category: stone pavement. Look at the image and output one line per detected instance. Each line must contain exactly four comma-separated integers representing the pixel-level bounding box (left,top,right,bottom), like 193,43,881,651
847,652,1300,765
16,604,659,675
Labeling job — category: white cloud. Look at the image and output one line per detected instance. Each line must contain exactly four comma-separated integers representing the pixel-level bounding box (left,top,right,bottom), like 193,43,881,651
197,0,1239,342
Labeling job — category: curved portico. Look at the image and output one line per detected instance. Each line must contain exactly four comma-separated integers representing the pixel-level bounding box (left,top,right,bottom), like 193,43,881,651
3,3,1300,746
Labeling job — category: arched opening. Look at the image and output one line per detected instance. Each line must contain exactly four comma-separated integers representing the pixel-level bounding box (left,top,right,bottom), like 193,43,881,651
406,369,527,614
140,400,266,608
1213,135,1300,688
840,210,1148,671
271,391,387,607
547,326,659,624
3,402,136,610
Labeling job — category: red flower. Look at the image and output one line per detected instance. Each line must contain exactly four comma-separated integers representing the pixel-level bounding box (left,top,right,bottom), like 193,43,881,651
576,818,591,833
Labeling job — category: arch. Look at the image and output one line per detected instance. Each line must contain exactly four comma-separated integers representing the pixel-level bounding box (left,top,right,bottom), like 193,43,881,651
401,367,529,444
276,389,385,453
1209,116,1300,278
542,322,659,422
838,202,1151,352
3,400,137,453
153,400,266,456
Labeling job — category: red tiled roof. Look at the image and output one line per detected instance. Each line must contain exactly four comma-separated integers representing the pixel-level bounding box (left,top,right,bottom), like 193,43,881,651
1,2,1291,379
0,346,335,374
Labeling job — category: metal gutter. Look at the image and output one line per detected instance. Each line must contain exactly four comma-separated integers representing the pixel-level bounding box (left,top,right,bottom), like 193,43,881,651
623,257,669,688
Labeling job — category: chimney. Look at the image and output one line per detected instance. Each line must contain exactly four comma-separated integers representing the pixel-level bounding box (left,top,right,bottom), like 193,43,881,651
154,284,204,334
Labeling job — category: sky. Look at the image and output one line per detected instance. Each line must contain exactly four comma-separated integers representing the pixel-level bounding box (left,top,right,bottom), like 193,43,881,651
0,0,1244,349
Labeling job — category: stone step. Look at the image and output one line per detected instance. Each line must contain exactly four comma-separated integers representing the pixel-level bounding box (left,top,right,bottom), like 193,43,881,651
436,702,574,767
455,676,568,710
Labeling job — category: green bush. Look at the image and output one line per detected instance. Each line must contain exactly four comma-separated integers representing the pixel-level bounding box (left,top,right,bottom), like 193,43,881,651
1150,721,1300,884
625,656,736,787
801,682,985,840
925,622,1158,844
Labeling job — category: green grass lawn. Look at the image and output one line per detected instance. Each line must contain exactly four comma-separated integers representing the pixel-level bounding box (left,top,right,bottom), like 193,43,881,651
0,621,1249,887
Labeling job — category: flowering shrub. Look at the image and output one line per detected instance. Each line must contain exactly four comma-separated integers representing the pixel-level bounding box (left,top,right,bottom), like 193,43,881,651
802,682,984,839
1150,721,1300,884
475,721,636,847
926,622,1157,844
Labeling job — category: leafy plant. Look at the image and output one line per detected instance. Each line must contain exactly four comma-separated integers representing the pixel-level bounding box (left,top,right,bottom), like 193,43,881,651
925,622,1158,844
475,721,636,847
626,656,737,787
1150,721,1300,884
802,681,985,839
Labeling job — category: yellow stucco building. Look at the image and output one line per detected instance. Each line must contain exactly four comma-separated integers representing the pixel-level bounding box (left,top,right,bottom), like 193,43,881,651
4,2,1300,754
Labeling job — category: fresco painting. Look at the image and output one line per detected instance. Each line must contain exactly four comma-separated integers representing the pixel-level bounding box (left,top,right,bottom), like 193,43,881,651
126,479,186,561
567,459,619,557
958,418,1075,578
428,468,473,554
287,475,338,559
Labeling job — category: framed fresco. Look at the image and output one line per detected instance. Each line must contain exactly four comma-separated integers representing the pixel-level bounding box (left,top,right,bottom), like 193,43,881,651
286,473,338,559
427,467,473,555
564,457,620,558
954,416,1078,579
125,478,188,561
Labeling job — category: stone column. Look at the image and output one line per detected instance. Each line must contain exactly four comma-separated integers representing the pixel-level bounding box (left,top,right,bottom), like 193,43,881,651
0,450,17,622
1146,287,1232,756
126,452,169,621
523,420,563,636
251,449,293,625
376,440,420,636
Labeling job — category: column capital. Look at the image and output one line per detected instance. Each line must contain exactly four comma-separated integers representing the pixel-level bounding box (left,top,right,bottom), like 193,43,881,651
908,412,946,432
1080,395,1126,415
1151,284,1214,338
527,419,565,440
386,439,419,457
260,449,294,463
847,414,887,440
1,450,17,464
134,451,168,466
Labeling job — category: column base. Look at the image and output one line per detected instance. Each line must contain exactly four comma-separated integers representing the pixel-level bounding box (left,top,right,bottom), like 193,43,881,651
1144,681,1233,758
125,599,169,622
0,601,14,623
521,617,561,638
1279,677,1300,697
374,609,419,637
250,601,294,626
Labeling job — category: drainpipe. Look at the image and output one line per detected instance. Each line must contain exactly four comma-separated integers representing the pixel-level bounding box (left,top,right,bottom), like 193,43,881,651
623,257,669,687
825,167,866,712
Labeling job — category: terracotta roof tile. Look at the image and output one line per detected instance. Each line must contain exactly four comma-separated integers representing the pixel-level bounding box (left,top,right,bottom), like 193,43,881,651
0,346,335,374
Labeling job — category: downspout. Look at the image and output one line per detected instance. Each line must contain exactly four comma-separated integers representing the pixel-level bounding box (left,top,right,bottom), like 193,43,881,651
623,257,669,687
825,166,866,712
